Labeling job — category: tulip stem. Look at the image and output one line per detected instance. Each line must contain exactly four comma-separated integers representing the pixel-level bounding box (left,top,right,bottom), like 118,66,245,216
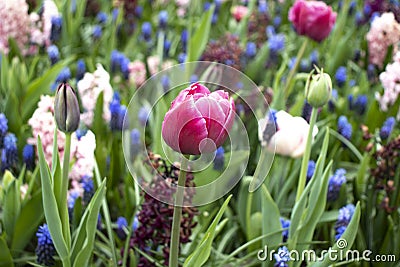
61,133,72,251
169,155,189,267
295,107,318,202
284,38,309,99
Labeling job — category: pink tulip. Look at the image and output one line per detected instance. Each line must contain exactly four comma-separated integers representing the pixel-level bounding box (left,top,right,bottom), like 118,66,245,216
288,0,337,42
162,83,235,155
231,5,249,22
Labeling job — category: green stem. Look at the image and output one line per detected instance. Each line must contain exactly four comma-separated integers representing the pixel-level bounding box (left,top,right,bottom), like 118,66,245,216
169,156,188,267
284,38,309,99
295,107,318,202
61,133,72,252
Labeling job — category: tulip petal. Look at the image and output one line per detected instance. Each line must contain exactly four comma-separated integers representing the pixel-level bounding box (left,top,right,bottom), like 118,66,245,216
194,97,226,143
215,97,235,146
162,97,208,155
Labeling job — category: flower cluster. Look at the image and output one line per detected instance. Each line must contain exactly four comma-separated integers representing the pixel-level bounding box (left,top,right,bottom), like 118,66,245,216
0,0,31,54
366,12,400,67
77,64,113,126
129,152,197,266
327,169,347,201
376,51,400,114
335,204,355,240
35,224,56,266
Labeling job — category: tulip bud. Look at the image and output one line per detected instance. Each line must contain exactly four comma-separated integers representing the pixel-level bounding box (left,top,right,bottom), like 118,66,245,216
305,68,332,108
54,83,80,133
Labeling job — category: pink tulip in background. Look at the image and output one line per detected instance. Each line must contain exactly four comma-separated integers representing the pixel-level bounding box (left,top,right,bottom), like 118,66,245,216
288,0,337,42
258,110,318,158
231,5,249,22
162,83,235,155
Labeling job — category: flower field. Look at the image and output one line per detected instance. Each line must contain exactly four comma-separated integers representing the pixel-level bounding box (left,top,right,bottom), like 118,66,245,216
0,0,399,266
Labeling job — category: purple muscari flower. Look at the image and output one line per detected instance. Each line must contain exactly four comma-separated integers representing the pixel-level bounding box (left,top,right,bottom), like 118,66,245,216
355,11,364,26
327,168,347,201
335,204,355,240
116,216,128,239
348,94,354,110
353,95,368,115
47,45,60,65
118,105,127,130
23,144,35,171
1,133,18,172
110,50,130,79
76,59,86,81
213,146,225,171
132,216,139,231
367,64,376,81
335,66,347,87
380,117,396,140
337,116,352,140
214,0,222,12
135,6,143,18
0,113,8,148
92,25,102,39
141,22,152,41
274,246,290,267
211,13,218,24
302,101,312,123
258,1,268,13
306,160,316,182
158,10,168,29
310,50,319,67
96,12,108,24
268,34,285,54
130,129,141,159
81,175,94,204
67,190,79,221
75,127,88,140
138,106,150,126
181,29,188,52
246,42,257,58
204,2,211,11
161,75,170,92
299,59,310,72
36,224,56,266
112,8,119,21
328,89,338,112
364,4,372,16
288,57,297,70
273,16,282,28
164,39,171,55
51,67,71,91
109,92,122,131
280,218,290,242
266,25,276,37
50,16,62,42
349,79,356,87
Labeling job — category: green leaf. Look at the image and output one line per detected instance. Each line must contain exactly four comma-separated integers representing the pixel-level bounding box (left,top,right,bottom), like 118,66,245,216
0,236,13,267
3,179,21,241
11,192,44,252
71,179,106,267
261,184,282,248
37,137,69,263
311,202,361,266
186,5,215,62
184,195,232,267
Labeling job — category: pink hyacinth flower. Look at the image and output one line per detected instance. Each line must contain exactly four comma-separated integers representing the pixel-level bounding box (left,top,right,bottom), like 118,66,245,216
162,83,235,155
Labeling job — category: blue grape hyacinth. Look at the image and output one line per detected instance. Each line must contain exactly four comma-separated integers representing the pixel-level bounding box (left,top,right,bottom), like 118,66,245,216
36,224,56,266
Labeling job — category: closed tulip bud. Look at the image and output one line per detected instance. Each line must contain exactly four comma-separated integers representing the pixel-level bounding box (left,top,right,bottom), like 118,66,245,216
54,83,80,133
305,68,332,108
